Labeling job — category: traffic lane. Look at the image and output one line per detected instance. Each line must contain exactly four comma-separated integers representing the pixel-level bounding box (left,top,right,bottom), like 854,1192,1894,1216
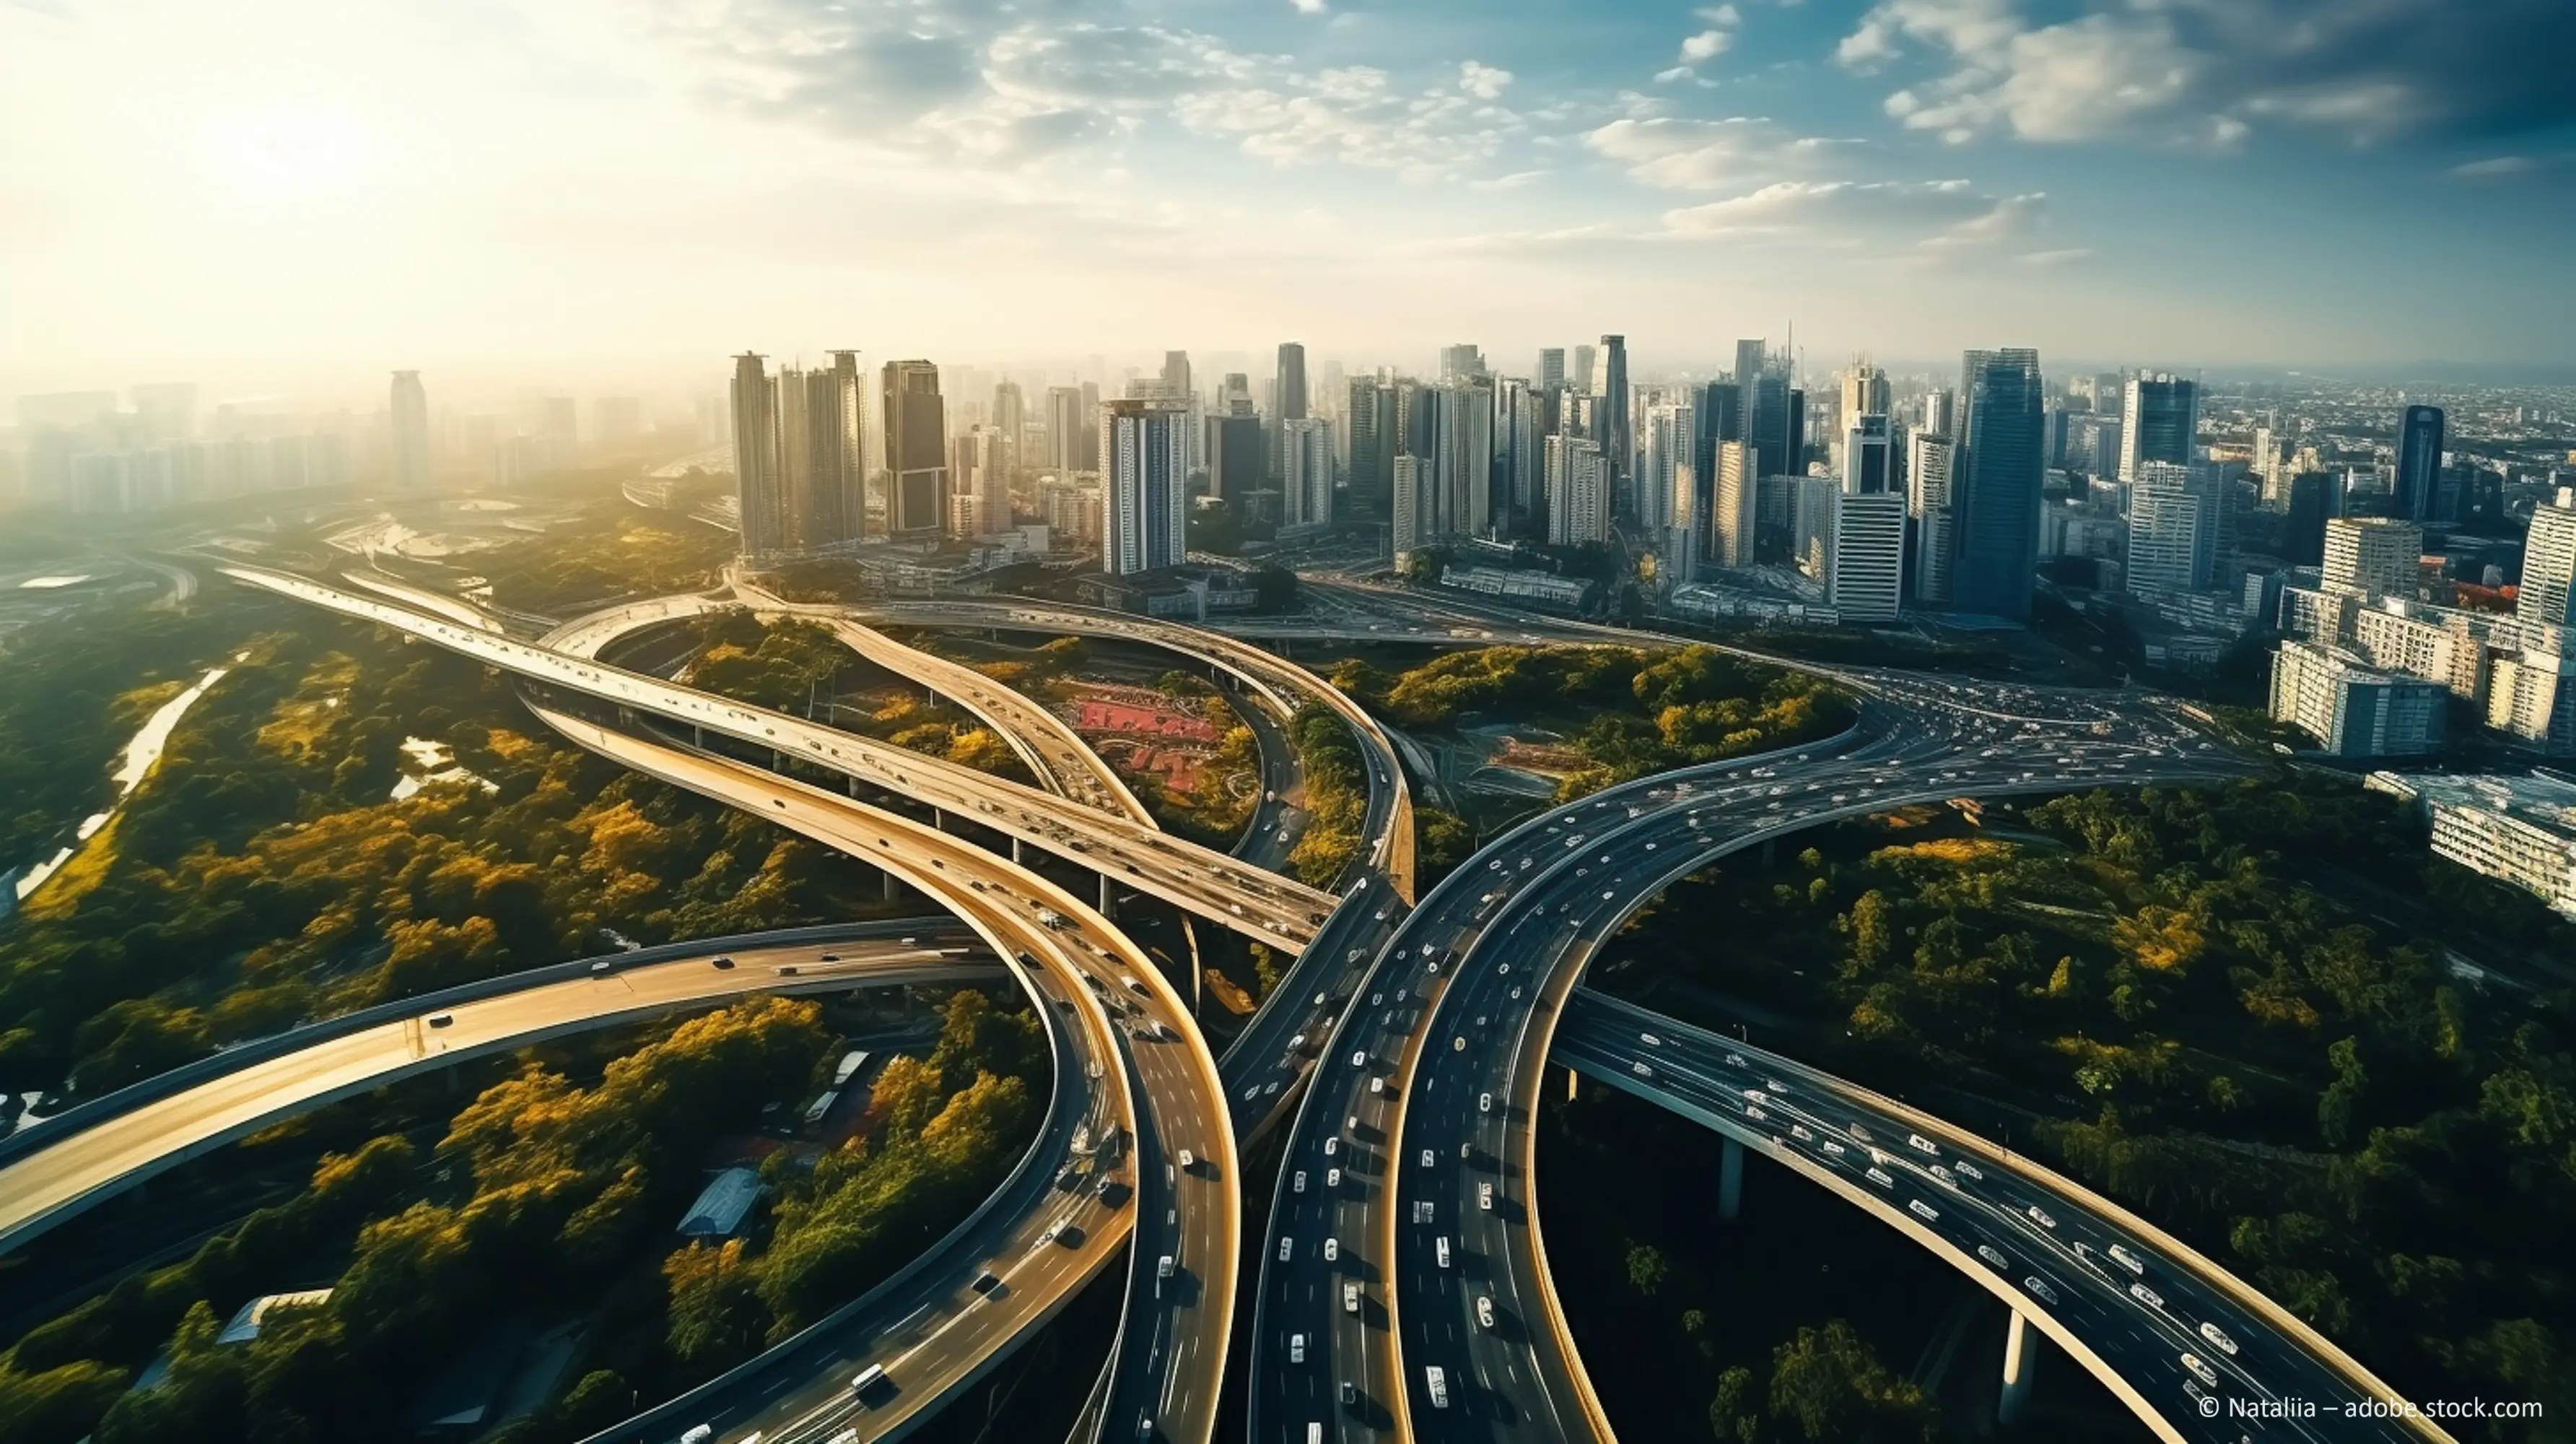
0,938,987,1251
1565,1013,2408,1444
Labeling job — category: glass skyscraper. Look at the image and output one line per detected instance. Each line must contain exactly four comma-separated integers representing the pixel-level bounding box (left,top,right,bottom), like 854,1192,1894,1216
1952,348,2045,621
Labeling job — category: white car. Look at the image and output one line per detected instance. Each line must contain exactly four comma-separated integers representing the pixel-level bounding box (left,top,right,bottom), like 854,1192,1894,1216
1475,1295,1496,1328
1975,1245,2010,1270
1908,1199,1941,1223
2131,1282,2165,1310
1420,1149,1436,1168
2178,1352,2217,1387
1323,1237,1339,1262
1478,1183,1494,1211
1293,1170,1308,1193
2025,1275,2059,1305
2025,1205,2056,1230
1323,1137,1338,1157
1479,1092,1493,1114
1327,1167,1342,1188
2199,1321,2238,1356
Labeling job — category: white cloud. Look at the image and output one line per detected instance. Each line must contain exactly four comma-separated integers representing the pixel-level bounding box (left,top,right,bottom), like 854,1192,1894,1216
1585,116,1848,190
1680,29,1732,62
2450,155,2533,178
1291,0,1328,13
1658,178,2025,244
1171,62,1524,180
1654,65,1698,85
1459,61,1514,100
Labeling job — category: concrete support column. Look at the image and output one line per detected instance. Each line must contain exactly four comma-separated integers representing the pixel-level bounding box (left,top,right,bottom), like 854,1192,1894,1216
882,871,901,901
1563,1064,1579,1101
1762,838,1777,867
933,807,945,832
1099,873,1113,918
1999,1309,2036,1429
1012,837,1025,865
1719,1135,1745,1222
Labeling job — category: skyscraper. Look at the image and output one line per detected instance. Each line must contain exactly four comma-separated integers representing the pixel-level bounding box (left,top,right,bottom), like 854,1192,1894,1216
1101,397,1188,575
1392,454,1426,555
2514,495,2576,627
2393,405,2445,523
1839,362,1889,435
1842,414,1892,495
1045,386,1085,472
778,355,864,551
2284,471,2334,567
1908,432,1955,605
1435,379,1495,536
1545,435,1607,547
1275,343,1308,421
1712,440,1755,567
1598,334,1630,515
1536,349,1566,392
1572,344,1597,394
730,353,787,557
992,380,1026,474
1952,348,2045,621
1283,417,1334,529
1440,344,1488,381
1345,376,1395,523
390,371,430,492
1641,401,1695,535
1830,492,1907,622
1208,413,1264,505
880,360,946,540
2118,372,2199,484
2125,461,2227,597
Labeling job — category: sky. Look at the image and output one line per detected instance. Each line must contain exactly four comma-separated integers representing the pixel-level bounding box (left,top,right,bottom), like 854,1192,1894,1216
4,0,2574,406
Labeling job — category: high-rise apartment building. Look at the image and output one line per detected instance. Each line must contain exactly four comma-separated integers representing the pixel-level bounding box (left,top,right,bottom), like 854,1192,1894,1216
1392,454,1426,555
2324,516,2423,601
390,371,431,492
1842,414,1892,495
881,360,946,540
730,353,787,557
1546,435,1607,547
1908,432,1955,605
777,352,865,551
1952,347,2045,621
2125,461,2227,597
992,380,1026,472
1435,379,1495,537
1282,417,1334,529
1640,401,1694,535
1208,413,1264,505
2393,405,2445,523
1100,397,1188,575
2520,495,2576,627
1830,491,1907,622
2118,372,2199,484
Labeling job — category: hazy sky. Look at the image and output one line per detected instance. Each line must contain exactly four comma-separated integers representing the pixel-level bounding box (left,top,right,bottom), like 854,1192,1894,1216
6,0,2573,404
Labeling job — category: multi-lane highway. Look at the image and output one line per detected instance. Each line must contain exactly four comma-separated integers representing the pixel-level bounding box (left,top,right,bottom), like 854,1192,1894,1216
0,930,994,1255
1554,990,2439,1444
221,565,1336,952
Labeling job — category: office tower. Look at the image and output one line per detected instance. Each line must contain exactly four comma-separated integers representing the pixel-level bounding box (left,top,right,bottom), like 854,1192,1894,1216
2323,516,2423,601
1791,476,1838,582
1639,401,1695,536
881,360,946,539
1275,343,1308,420
1044,386,1084,472
1831,492,1907,622
1161,350,1192,396
2519,496,2576,627
1100,397,1188,575
1597,334,1630,513
1505,383,1546,527
1952,348,2045,621
1842,414,1892,495
2393,405,2445,523
993,380,1026,471
1436,379,1495,536
1208,413,1264,504
2117,372,2199,484
1078,381,1100,467
1218,373,1255,417
2284,471,2334,567
1545,435,1608,547
1392,455,1426,554
2125,461,2228,597
390,371,430,492
1908,432,1955,605
1345,377,1394,522
1440,344,1488,381
1283,417,1334,528
777,356,863,550
1711,440,1755,567
1919,388,1955,436
1572,344,1597,394
730,353,787,557
1536,349,1566,392
1839,362,1890,435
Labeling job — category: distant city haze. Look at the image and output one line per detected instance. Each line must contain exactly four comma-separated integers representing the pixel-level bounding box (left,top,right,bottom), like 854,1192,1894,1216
6,0,2576,407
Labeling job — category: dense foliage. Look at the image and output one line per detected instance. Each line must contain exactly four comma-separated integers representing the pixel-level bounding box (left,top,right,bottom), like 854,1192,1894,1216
1602,775,2576,1438
477,516,735,616
0,619,901,1103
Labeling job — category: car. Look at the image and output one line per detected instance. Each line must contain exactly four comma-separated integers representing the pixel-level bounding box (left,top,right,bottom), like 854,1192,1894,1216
1420,1149,1436,1167
1820,1139,1846,1157
2200,1321,2239,1356
1746,1105,1768,1122
1327,1167,1342,1188
1789,1123,1813,1142
1510,986,1523,999
2025,1205,2057,1230
1865,1167,1895,1188
1479,1092,1493,1114
1976,1245,2011,1270
1156,1254,1174,1281
1293,1170,1308,1193
1289,1333,1306,1364
1954,1160,1985,1181
1640,1032,1663,1047
2179,1352,2218,1387
2025,1275,2059,1305
1352,1050,1369,1069
972,1270,1001,1295
1632,1061,1654,1078
1342,1283,1361,1314
1478,1183,1494,1211
1601,890,1615,900
1176,1149,1195,1170
710,955,735,970
1929,1165,1957,1188
1726,1052,1747,1068
1907,1133,1939,1155
1371,1077,1385,1094
1436,1238,1451,1269
589,959,615,975
1476,1295,1496,1328
1323,1137,1338,1157
1340,1380,1358,1406
2108,1243,2146,1275
1323,1237,1339,1261
2131,1282,2165,1309
1136,1414,1154,1439
1453,1036,1467,1053
427,1012,454,1029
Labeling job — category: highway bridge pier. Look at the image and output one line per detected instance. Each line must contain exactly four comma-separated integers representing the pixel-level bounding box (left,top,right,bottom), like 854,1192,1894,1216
1999,1308,2038,1428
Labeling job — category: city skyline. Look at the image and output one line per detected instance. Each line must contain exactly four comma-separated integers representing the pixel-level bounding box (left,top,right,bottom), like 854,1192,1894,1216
5,0,2575,397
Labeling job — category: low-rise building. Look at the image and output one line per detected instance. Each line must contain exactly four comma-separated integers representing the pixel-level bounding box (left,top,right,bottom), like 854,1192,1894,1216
2269,640,2448,757
2368,770,2576,919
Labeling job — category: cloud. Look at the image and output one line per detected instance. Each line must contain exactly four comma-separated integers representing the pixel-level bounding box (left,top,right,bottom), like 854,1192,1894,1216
1661,178,1999,238
1291,0,1328,12
1585,116,1850,190
1680,29,1732,62
1836,0,2576,147
1171,61,1526,180
2450,155,2533,178
1459,61,1514,100
2016,247,2093,266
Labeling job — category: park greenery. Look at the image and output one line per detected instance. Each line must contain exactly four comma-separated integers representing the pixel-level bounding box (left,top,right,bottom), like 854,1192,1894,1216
1600,774,2576,1439
0,615,904,1106
0,990,1041,1443
1330,643,1851,801
476,514,736,617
